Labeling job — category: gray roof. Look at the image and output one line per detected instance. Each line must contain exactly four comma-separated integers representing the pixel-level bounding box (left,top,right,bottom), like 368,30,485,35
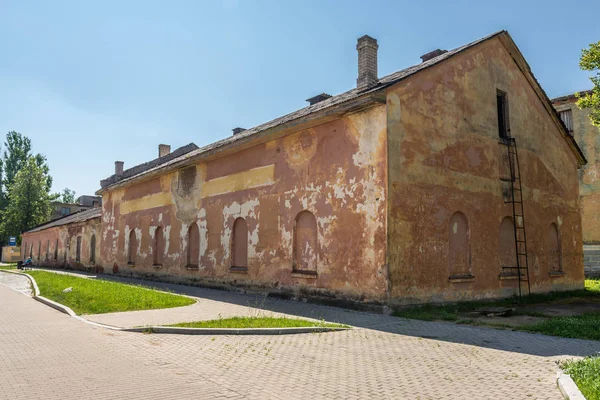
24,207,102,234
551,90,592,103
100,143,199,188
98,31,505,193
102,30,585,190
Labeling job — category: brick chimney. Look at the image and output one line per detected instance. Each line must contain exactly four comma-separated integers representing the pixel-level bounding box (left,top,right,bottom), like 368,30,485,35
356,35,378,91
232,127,246,135
158,144,171,158
115,161,124,177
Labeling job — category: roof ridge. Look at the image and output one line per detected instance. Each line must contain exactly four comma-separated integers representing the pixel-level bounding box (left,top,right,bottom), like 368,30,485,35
98,30,509,192
23,207,102,234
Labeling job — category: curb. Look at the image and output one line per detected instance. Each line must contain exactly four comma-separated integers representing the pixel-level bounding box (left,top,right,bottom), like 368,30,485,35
123,326,349,335
557,371,586,400
0,269,350,336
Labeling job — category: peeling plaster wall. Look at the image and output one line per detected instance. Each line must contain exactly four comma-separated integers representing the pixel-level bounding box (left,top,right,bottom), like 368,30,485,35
553,97,600,277
21,218,102,271
387,37,584,305
552,98,600,244
99,106,388,303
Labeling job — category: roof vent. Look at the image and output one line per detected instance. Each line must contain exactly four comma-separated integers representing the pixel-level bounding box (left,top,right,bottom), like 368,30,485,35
232,127,246,135
306,93,332,105
420,49,448,63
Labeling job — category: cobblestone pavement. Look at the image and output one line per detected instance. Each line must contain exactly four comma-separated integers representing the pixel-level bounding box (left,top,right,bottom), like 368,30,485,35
1,271,599,399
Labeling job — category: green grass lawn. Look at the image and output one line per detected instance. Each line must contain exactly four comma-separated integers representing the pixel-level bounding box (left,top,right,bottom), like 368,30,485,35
167,316,348,329
0,263,17,270
562,356,600,400
394,279,600,340
521,313,600,340
28,271,195,315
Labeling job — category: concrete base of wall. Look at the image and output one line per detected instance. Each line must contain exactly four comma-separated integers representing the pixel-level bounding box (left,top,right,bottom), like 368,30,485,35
583,244,600,278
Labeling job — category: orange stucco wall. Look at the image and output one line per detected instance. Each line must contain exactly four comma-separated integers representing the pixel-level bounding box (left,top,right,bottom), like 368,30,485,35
99,105,389,303
21,218,101,270
20,35,586,306
386,37,584,305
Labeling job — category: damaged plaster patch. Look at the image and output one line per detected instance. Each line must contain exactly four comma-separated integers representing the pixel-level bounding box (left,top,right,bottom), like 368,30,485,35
177,222,189,261
163,225,171,259
198,208,208,257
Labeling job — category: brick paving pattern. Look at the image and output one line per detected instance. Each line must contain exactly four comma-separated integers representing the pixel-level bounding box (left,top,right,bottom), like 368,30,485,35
1,271,599,399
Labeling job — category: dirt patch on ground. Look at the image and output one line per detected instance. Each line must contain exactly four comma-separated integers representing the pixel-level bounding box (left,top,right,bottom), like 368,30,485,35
455,301,600,328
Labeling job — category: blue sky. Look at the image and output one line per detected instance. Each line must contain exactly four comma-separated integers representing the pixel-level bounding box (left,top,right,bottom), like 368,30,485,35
0,0,598,196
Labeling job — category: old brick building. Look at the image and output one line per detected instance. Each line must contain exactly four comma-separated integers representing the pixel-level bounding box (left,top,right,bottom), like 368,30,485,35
22,30,587,306
552,91,600,277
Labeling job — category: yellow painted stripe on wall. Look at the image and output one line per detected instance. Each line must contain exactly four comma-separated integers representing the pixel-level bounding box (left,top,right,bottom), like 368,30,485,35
120,192,173,215
202,164,275,198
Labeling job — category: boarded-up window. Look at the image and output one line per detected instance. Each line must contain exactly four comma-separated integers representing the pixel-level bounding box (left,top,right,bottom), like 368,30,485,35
76,236,82,263
128,230,136,264
30,243,33,258
54,239,58,260
548,223,562,272
187,223,199,267
154,226,164,266
293,211,317,273
46,240,50,260
499,217,516,270
558,109,573,134
90,234,96,263
232,217,248,268
449,212,470,276
38,242,41,260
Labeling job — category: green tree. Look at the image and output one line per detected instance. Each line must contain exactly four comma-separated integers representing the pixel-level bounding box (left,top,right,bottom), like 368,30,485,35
1,157,53,241
61,188,76,203
2,131,53,191
577,41,600,126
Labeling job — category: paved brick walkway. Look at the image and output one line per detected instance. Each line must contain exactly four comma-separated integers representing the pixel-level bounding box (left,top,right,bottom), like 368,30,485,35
0,270,32,296
1,270,599,399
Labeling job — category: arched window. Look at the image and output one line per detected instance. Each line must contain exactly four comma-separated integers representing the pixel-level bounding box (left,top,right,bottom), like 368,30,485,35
499,217,517,273
232,217,248,269
90,234,96,263
187,223,199,267
128,230,136,265
449,212,470,276
293,211,318,274
548,223,562,272
154,226,164,266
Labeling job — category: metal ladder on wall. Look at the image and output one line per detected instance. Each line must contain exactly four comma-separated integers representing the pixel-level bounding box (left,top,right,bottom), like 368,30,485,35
504,137,531,300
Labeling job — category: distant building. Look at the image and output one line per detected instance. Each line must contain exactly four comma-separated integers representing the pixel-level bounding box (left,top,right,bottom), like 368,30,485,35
50,202,89,221
76,195,102,208
552,91,600,277
50,195,102,221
